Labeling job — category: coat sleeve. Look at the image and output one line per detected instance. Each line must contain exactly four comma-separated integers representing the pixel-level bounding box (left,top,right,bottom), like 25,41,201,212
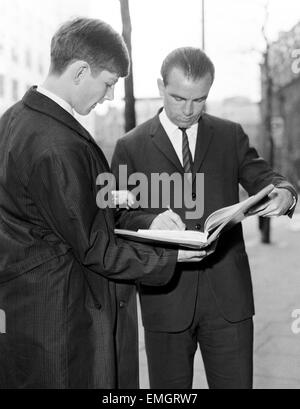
236,124,298,217
27,147,177,285
111,138,157,230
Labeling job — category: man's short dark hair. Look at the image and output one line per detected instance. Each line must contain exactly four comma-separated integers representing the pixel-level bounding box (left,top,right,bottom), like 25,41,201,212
161,47,215,85
50,17,130,77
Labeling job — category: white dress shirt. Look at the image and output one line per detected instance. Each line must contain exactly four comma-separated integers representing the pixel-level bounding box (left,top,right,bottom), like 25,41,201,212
159,109,198,166
36,86,74,116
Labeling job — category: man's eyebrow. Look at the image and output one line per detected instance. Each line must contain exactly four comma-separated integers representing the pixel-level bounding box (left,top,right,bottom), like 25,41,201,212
169,93,208,101
194,95,208,101
169,93,186,100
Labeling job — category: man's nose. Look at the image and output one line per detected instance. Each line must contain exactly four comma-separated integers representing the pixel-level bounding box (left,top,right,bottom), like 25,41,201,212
183,101,193,116
104,87,115,101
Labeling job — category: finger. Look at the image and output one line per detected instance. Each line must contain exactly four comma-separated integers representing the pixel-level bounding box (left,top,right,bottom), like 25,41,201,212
192,251,207,257
257,209,279,217
155,218,169,230
181,257,205,263
159,214,185,231
186,251,207,259
128,192,135,202
249,201,271,213
158,216,176,230
256,203,278,217
167,220,184,230
167,211,186,230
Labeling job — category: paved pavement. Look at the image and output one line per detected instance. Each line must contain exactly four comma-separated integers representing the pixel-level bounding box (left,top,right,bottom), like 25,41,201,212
138,206,300,389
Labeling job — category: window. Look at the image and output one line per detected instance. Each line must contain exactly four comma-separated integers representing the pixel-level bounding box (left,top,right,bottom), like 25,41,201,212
12,79,19,101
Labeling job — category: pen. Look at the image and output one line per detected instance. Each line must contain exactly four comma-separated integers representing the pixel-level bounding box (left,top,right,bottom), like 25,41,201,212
167,205,187,230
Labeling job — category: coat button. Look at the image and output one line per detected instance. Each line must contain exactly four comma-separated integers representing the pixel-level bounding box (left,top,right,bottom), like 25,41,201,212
192,192,196,200
119,301,126,308
195,224,202,231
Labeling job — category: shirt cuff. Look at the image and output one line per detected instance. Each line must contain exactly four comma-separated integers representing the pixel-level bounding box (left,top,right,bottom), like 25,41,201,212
289,196,297,212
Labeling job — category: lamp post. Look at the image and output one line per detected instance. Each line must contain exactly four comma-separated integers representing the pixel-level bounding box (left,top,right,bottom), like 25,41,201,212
202,0,205,51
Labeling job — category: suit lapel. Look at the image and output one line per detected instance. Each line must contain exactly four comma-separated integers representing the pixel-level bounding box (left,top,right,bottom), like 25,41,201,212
150,115,184,173
192,114,214,181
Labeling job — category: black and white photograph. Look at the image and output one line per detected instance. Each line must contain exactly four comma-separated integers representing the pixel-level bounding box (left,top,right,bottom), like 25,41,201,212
0,0,299,393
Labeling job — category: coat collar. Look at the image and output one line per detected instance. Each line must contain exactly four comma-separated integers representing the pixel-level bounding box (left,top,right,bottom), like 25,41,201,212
150,110,214,176
22,87,97,146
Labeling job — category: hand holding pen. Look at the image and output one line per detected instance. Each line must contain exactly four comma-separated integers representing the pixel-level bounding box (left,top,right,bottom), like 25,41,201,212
150,205,186,231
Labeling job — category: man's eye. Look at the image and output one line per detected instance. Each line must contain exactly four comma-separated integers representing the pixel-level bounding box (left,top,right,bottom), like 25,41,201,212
174,97,184,102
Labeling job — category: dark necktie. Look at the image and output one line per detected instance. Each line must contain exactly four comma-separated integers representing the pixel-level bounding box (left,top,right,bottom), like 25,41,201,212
179,127,193,181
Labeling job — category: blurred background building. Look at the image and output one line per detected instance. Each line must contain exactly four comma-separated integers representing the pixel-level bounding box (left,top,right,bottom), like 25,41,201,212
0,0,299,186
261,21,300,190
0,0,95,133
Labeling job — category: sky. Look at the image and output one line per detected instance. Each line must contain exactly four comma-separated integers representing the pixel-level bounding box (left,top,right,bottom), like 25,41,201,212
89,0,300,103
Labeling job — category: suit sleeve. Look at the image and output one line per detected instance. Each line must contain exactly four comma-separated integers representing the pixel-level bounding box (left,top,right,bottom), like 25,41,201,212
236,124,298,217
27,147,177,285
111,138,157,230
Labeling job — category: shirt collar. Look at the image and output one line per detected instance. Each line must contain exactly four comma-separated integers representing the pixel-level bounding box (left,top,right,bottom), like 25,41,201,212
37,86,74,116
159,109,199,135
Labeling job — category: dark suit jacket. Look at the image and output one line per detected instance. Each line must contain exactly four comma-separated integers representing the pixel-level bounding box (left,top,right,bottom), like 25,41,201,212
112,113,297,334
0,88,178,389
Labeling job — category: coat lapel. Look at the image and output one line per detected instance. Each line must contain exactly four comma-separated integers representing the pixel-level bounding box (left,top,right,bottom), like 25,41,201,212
192,114,214,181
150,115,184,173
22,87,110,169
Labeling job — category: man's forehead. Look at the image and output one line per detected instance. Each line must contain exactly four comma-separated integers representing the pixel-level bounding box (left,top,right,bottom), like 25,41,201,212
167,67,212,86
165,71,212,99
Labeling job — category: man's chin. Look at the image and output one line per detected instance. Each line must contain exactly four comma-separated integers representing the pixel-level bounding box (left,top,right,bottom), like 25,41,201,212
177,117,201,128
76,111,88,116
177,121,195,128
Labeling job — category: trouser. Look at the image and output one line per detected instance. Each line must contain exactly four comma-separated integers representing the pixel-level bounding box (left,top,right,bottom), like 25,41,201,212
144,272,253,389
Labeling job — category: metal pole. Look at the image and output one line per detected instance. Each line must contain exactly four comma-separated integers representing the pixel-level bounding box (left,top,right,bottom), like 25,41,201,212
202,0,205,51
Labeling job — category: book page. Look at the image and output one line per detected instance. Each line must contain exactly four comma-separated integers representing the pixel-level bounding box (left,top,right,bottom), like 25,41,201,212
138,229,208,244
204,184,274,233
114,229,209,249
204,202,242,233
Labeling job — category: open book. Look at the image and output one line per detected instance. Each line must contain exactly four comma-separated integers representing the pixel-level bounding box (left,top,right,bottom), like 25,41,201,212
114,184,275,249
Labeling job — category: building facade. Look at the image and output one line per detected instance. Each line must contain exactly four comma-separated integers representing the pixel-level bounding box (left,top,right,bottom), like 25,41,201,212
0,0,95,133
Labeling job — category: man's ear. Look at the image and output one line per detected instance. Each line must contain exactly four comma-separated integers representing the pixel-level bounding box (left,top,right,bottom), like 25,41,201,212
157,78,165,97
72,61,90,85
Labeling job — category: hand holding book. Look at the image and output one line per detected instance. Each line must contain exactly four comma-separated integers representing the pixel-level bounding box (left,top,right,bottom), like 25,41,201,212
114,184,275,250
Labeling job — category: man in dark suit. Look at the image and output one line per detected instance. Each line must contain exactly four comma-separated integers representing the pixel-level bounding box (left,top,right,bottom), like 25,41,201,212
0,21,204,389
111,47,297,389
